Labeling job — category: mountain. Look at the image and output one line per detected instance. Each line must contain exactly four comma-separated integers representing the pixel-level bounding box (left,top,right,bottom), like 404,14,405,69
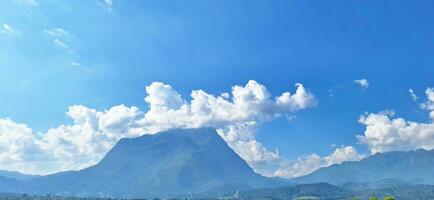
0,170,39,181
0,128,287,198
353,184,434,200
294,149,434,185
338,178,413,191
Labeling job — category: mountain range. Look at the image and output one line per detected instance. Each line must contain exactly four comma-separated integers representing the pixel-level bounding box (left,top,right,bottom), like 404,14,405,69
1,128,434,199
0,170,39,181
294,149,434,186
0,128,287,198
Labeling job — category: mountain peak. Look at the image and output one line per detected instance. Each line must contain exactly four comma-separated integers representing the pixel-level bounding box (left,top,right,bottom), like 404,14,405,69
0,128,285,198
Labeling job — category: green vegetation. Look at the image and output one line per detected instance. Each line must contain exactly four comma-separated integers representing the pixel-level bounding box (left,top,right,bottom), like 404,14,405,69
0,192,402,200
365,197,394,200
0,193,400,200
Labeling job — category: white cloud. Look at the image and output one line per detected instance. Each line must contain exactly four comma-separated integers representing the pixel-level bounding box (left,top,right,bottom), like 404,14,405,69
274,154,321,178
138,80,316,176
53,38,69,49
1,24,19,35
44,28,68,37
420,87,434,120
323,146,363,166
357,112,434,154
0,105,143,174
102,0,113,11
44,28,71,50
354,79,369,89
357,103,434,155
44,27,80,65
273,146,363,178
0,80,316,176
327,85,346,98
409,89,418,101
356,87,434,155
138,80,315,133
44,28,72,52
70,61,81,67
0,119,41,174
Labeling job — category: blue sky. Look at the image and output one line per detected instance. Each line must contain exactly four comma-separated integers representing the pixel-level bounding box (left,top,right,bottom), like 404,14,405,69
1,0,434,176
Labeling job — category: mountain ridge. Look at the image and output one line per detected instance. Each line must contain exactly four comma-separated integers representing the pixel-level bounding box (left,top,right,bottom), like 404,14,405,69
0,170,39,181
0,128,288,198
294,148,434,185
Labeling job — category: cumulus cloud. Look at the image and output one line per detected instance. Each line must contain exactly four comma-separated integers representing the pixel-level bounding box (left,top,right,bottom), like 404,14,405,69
274,146,363,178
357,89,434,154
138,80,316,176
357,112,434,154
0,80,317,176
420,87,434,120
0,119,41,174
355,86,434,155
323,146,363,165
0,105,143,174
354,79,369,89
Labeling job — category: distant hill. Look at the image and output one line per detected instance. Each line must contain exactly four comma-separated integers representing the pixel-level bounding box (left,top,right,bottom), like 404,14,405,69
338,178,413,191
0,128,287,198
354,185,434,200
240,182,352,200
240,183,434,200
0,170,38,181
294,149,434,185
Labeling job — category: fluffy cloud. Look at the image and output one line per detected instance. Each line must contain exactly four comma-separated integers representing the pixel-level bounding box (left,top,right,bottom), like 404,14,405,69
323,146,363,165
421,87,434,119
138,80,316,176
0,119,40,174
0,105,143,174
0,80,317,176
274,146,363,178
354,79,369,89
139,80,315,132
357,89,434,154
357,113,434,154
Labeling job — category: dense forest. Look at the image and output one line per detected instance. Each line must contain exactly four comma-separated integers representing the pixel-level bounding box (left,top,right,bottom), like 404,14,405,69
5,183,434,200
0,192,400,200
